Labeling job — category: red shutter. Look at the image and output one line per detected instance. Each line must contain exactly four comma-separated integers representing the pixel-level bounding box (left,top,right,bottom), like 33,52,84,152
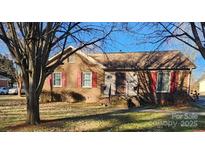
151,71,158,93
48,74,52,86
62,72,67,87
92,72,97,88
170,71,178,93
77,72,82,88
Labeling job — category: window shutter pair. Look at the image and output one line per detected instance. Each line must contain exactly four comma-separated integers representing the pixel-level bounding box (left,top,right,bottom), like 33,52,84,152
151,71,178,93
77,72,97,88
48,72,67,87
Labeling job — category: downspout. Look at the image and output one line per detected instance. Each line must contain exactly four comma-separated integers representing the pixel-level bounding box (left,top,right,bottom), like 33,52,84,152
108,84,111,104
188,68,192,95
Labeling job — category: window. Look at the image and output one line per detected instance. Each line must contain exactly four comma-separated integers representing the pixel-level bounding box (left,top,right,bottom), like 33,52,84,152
82,72,92,88
53,72,62,87
68,54,75,63
157,71,170,92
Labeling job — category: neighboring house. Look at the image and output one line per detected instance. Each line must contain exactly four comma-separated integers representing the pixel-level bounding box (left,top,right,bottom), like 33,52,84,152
198,74,205,96
43,48,196,104
0,74,11,87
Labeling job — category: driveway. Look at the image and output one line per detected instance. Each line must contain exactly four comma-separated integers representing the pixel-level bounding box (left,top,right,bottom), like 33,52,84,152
196,96,205,107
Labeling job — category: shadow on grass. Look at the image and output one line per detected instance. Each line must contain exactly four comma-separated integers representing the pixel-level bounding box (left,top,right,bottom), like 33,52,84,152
3,106,205,132
2,108,166,132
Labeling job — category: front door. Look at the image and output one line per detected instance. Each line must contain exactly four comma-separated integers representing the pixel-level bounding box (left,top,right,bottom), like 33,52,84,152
126,72,138,96
115,72,126,95
104,72,116,95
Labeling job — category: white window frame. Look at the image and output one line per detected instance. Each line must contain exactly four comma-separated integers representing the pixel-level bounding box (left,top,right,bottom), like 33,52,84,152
53,72,62,87
82,72,92,88
156,71,171,93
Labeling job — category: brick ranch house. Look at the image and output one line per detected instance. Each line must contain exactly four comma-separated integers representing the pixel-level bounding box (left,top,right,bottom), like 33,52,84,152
0,74,11,87
43,47,196,104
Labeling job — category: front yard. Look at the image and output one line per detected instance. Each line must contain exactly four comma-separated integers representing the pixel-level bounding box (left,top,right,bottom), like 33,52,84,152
0,96,205,132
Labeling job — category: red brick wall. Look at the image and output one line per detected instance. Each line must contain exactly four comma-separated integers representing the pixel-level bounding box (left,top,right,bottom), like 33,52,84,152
0,80,8,87
43,54,104,103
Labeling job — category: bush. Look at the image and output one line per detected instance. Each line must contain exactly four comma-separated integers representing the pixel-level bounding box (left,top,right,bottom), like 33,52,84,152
99,96,127,107
40,91,62,103
69,91,86,102
60,90,72,103
172,91,193,105
61,90,86,103
40,90,86,103
52,92,62,102
40,91,51,103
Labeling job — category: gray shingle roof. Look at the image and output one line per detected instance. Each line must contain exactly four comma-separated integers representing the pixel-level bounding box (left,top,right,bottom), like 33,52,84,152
89,50,196,70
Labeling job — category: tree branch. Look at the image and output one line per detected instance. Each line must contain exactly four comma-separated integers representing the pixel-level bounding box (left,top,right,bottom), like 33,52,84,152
159,22,200,51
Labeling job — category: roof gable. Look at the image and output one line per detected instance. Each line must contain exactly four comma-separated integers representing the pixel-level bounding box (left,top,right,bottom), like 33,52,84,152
47,46,105,69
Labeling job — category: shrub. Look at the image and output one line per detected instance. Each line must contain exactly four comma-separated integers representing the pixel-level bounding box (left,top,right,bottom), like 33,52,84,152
52,92,62,102
40,90,86,103
40,91,51,103
99,95,127,107
61,90,86,103
60,90,73,103
172,91,193,105
40,90,62,103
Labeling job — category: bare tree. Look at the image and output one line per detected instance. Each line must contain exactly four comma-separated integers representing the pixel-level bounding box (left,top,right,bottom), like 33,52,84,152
0,22,115,125
134,22,205,60
13,63,23,97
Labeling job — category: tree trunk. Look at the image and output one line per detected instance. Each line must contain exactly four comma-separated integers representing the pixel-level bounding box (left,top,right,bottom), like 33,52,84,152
26,67,41,125
26,94,40,125
17,78,22,97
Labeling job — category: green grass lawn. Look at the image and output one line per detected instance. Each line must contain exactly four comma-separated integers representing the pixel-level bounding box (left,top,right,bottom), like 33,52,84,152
0,95,26,101
0,98,205,132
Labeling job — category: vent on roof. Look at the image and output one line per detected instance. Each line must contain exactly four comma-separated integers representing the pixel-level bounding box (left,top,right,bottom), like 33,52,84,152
67,54,75,63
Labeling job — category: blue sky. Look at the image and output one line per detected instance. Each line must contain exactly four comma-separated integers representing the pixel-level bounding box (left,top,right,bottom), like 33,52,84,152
0,23,204,81
103,27,205,81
